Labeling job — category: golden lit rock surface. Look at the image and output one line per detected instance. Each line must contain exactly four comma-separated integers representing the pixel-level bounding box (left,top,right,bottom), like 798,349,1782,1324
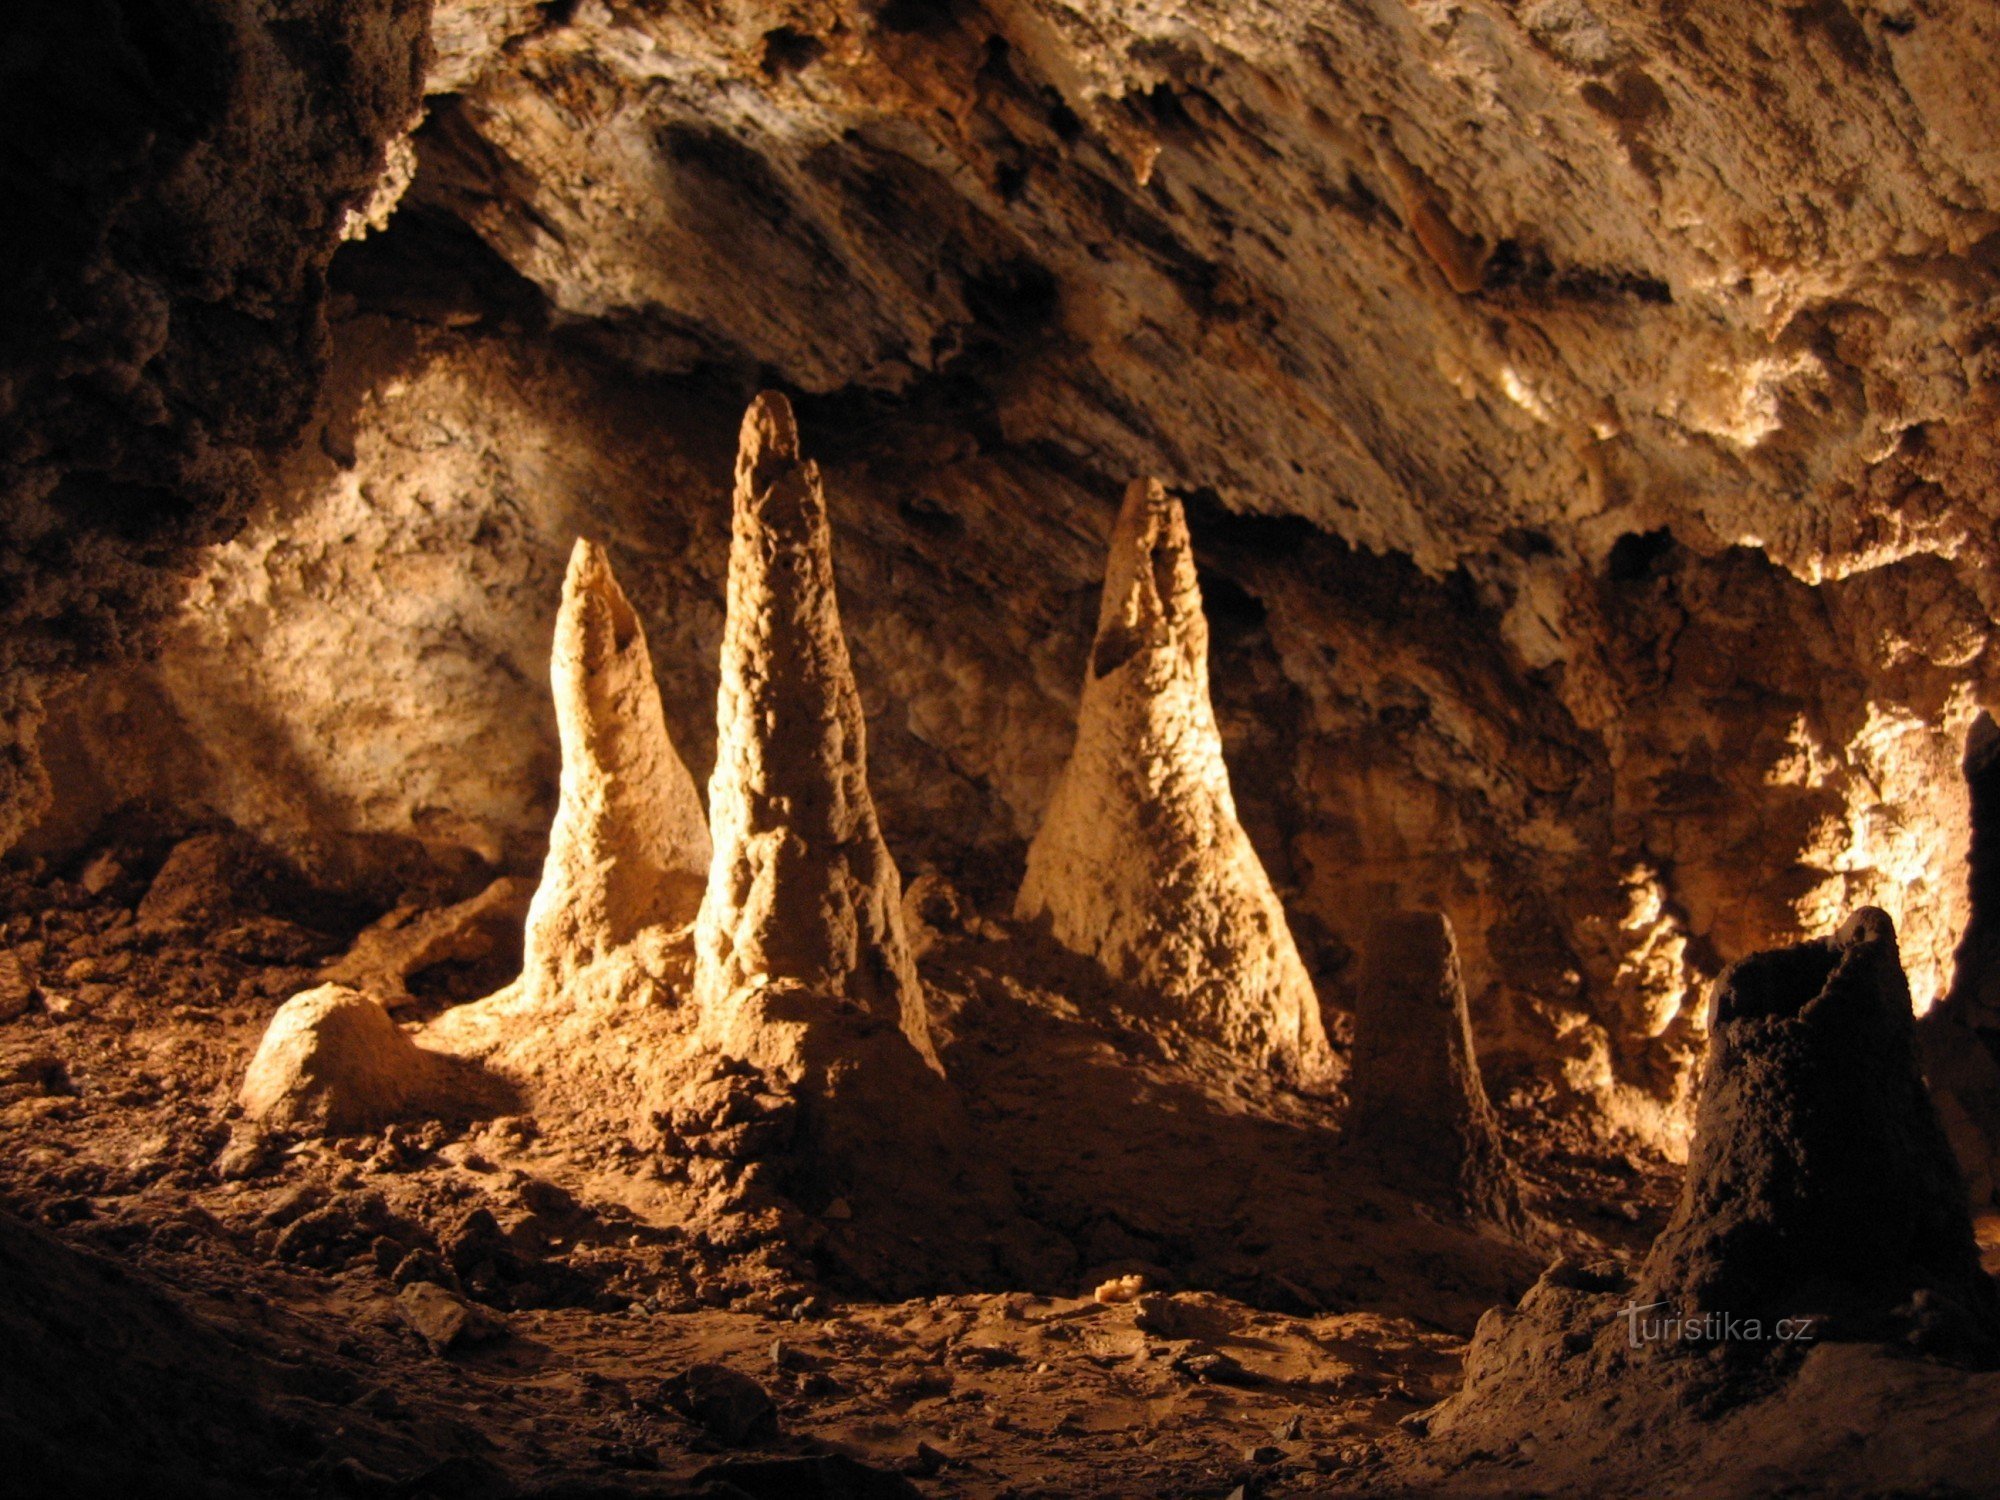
1019,478,1332,1085
521,538,710,1003
241,984,510,1136
693,392,935,1073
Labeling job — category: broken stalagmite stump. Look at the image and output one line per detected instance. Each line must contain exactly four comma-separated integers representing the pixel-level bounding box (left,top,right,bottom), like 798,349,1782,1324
693,392,935,1072
1349,910,1526,1231
1427,910,2000,1463
242,985,513,1135
1016,478,1332,1086
520,537,711,1003
1637,908,1999,1352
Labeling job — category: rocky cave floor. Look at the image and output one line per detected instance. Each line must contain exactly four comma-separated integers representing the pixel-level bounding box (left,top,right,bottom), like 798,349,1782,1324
0,830,1733,1500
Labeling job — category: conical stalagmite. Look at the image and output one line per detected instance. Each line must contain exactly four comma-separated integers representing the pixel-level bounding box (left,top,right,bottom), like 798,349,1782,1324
693,392,935,1072
1349,910,1526,1231
520,538,711,1003
1016,478,1333,1085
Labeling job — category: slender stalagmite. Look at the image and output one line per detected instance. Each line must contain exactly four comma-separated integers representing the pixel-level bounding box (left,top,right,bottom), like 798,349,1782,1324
693,392,936,1072
1349,909,1526,1230
519,537,711,1003
1017,478,1333,1085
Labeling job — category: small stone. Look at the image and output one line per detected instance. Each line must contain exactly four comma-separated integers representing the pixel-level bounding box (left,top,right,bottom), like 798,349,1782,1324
822,1196,853,1221
1094,1273,1145,1304
0,952,35,1021
214,1124,278,1181
395,1281,505,1354
79,852,123,895
659,1363,779,1446
240,984,508,1136
1247,1444,1283,1465
41,990,88,1021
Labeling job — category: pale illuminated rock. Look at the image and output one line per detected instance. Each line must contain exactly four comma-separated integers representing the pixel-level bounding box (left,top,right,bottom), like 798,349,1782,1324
242,984,511,1135
520,538,711,1004
693,392,936,1073
1018,478,1333,1086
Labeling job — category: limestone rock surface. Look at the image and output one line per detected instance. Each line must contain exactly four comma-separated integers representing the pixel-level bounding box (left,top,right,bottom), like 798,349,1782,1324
1018,478,1331,1085
242,984,513,1136
520,538,711,1003
19,0,2000,1159
694,393,935,1072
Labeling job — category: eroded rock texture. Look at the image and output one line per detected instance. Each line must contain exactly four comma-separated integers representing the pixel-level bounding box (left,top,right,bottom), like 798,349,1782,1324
0,0,428,849
1639,909,1996,1348
521,539,710,1004
14,0,2000,1159
1019,477,1333,1084
694,393,934,1072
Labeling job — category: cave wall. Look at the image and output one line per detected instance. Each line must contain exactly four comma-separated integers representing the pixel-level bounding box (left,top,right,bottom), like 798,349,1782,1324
16,0,2000,1150
0,0,432,848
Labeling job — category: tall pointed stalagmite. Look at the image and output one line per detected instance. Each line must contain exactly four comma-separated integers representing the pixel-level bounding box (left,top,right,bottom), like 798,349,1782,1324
693,392,936,1072
520,537,711,1001
1017,478,1333,1085
1350,910,1527,1232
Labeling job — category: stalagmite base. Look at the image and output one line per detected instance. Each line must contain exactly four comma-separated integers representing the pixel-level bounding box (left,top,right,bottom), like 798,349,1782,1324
692,392,935,1074
1017,478,1333,1087
419,538,710,1130
522,537,711,1003
662,392,1055,1293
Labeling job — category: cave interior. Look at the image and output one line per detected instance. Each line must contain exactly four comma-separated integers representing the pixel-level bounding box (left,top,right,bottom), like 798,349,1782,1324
6,1,2000,1496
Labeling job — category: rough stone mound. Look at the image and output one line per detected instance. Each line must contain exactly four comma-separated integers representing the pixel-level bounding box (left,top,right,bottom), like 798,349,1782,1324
693,392,935,1073
242,985,515,1136
1638,908,1996,1347
1348,910,1529,1234
521,537,711,1003
1423,910,2000,1475
1015,478,1333,1087
138,830,309,931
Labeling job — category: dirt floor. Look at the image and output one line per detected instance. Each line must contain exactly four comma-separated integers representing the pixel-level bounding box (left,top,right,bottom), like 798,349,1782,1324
0,838,1716,1498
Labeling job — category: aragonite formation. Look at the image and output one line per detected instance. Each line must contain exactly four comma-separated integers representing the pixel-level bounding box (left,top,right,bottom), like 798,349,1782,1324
520,537,711,1004
693,392,936,1073
1349,910,1527,1233
1016,478,1333,1086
